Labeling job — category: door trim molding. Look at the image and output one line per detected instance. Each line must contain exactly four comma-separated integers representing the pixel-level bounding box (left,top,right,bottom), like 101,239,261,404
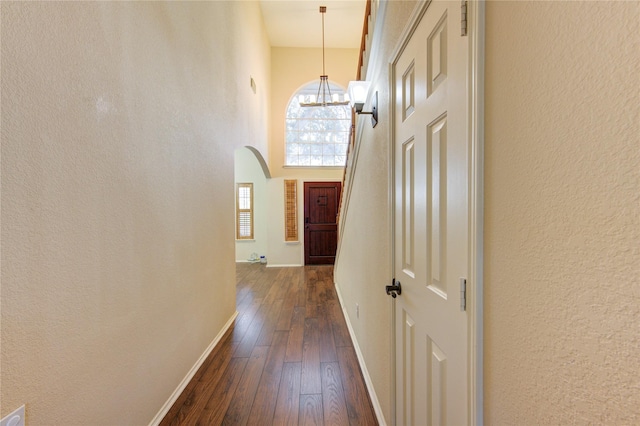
468,2,485,423
388,1,484,424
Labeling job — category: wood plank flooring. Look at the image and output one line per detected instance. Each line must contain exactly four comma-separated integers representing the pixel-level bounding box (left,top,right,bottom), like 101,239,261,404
160,263,378,426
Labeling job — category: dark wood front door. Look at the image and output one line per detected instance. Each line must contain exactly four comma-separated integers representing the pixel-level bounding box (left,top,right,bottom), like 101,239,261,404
304,181,341,265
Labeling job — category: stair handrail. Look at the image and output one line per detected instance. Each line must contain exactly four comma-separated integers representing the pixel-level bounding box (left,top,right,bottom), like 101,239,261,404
337,0,372,232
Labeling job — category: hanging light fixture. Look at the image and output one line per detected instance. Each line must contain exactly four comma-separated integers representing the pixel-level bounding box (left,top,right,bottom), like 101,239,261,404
299,6,350,107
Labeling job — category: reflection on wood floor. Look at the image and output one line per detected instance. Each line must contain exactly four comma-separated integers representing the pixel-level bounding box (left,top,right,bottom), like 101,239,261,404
160,263,378,426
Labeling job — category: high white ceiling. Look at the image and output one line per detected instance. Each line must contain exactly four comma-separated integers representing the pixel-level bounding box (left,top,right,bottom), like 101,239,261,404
259,0,367,48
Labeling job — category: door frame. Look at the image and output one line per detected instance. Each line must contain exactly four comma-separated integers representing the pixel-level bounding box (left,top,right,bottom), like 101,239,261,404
303,180,342,265
388,1,484,423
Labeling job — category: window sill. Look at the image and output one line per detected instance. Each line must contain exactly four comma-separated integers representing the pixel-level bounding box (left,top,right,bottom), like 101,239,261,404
282,166,345,170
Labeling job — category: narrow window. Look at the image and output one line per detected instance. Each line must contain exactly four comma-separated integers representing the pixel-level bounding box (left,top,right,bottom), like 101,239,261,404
236,183,253,240
284,179,298,242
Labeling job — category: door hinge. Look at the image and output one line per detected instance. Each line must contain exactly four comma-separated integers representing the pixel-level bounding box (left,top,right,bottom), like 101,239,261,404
461,1,468,37
460,278,467,311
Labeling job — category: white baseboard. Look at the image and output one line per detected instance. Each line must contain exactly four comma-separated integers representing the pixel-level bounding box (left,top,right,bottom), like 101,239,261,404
266,264,303,268
334,282,387,426
148,311,238,426
237,262,302,267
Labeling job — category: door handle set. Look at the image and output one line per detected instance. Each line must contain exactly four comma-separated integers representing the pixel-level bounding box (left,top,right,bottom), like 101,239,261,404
386,279,402,298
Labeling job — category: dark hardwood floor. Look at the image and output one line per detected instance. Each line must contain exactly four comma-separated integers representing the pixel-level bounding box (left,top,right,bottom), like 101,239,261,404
160,263,378,426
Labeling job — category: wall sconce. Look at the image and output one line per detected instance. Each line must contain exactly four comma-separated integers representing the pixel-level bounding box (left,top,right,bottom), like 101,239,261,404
347,80,378,128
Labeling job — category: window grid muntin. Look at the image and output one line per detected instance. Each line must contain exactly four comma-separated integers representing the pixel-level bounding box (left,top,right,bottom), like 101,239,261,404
285,81,351,167
236,183,253,240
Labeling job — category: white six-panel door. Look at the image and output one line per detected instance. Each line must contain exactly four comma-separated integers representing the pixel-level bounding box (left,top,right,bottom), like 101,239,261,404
393,1,471,424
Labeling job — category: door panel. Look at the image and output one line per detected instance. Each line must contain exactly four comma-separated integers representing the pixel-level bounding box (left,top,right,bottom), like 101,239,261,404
304,182,341,265
393,2,469,425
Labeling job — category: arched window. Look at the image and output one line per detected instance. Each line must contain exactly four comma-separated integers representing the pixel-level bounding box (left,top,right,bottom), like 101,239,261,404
285,81,351,167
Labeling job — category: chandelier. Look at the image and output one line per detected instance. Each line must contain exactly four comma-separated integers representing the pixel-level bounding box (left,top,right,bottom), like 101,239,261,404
299,6,350,107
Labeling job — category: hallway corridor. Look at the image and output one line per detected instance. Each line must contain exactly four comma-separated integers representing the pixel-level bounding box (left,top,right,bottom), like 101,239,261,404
160,263,378,425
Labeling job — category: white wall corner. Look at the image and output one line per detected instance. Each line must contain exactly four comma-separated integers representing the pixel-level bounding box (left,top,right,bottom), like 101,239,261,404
334,281,388,426
148,311,238,426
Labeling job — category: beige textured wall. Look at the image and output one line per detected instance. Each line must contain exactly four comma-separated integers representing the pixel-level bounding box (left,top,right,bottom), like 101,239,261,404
270,46,358,176
266,47,356,266
484,1,640,423
334,1,418,423
338,0,639,424
1,1,270,424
